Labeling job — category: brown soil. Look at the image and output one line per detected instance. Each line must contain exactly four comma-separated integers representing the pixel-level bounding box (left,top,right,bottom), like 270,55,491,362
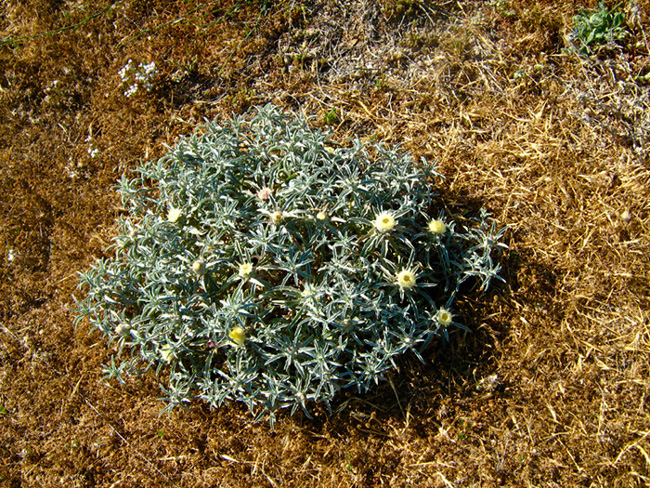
1,0,649,486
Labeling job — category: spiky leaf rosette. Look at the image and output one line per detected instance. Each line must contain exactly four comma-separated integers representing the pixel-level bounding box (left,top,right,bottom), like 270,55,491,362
75,104,505,421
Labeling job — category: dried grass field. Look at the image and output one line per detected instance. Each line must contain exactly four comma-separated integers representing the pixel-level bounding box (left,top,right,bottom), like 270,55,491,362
1,0,650,486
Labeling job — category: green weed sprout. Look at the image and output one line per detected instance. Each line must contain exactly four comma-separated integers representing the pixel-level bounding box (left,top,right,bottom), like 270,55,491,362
74,104,506,423
571,2,628,55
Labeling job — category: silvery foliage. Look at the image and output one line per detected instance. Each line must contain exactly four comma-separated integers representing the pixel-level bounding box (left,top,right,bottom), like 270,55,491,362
74,104,505,422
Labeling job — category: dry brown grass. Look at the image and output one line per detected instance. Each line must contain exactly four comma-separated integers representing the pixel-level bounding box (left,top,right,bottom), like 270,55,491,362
1,0,649,486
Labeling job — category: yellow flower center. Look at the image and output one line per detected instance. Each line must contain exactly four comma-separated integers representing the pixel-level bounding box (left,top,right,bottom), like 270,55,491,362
437,308,453,327
301,284,316,298
396,269,416,289
167,207,182,223
428,219,446,235
229,326,246,345
160,344,174,362
374,212,396,232
192,260,206,275
239,262,254,278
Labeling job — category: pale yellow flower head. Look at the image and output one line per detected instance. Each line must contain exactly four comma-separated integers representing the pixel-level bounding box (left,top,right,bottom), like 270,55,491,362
374,211,396,232
238,262,254,278
396,269,417,289
229,326,246,345
160,344,174,362
115,323,130,336
257,187,273,200
428,219,446,235
437,308,453,327
167,206,182,223
301,284,316,298
270,211,283,225
316,211,327,221
192,260,206,275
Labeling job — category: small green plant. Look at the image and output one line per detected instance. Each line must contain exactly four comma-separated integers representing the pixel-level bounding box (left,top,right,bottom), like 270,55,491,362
323,108,338,126
491,0,517,20
571,2,628,55
74,105,505,423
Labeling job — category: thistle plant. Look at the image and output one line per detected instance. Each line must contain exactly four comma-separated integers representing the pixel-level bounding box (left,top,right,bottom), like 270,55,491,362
74,104,506,423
